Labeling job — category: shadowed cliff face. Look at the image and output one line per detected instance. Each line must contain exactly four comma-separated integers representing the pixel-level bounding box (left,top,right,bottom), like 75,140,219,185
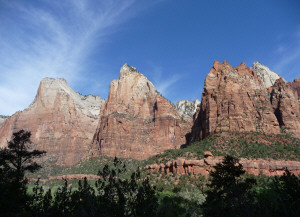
0,78,105,166
191,61,281,141
269,78,300,138
91,64,192,160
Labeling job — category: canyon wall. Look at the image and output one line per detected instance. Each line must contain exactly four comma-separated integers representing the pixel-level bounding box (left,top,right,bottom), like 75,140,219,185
191,61,280,141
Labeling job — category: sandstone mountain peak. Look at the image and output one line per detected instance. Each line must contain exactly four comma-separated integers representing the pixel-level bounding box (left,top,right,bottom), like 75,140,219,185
252,62,284,88
120,63,140,79
0,77,105,166
192,60,280,140
91,66,192,160
33,77,104,118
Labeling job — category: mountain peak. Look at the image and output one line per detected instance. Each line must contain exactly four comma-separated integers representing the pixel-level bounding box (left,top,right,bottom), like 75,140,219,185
33,77,104,117
120,63,140,78
252,62,285,88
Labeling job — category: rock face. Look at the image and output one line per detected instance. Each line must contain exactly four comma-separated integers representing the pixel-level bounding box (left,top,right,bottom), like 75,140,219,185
0,78,105,166
290,78,300,101
145,155,300,176
175,99,200,119
253,62,284,88
269,78,300,138
91,64,191,160
191,61,280,141
0,115,9,127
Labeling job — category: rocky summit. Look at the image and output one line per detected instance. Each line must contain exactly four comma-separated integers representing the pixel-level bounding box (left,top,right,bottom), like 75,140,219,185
0,78,105,166
191,61,281,141
91,64,192,160
252,61,284,88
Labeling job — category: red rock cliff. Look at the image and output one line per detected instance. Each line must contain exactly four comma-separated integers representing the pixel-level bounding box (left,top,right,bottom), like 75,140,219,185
91,64,191,160
269,78,300,138
0,78,105,166
191,61,280,140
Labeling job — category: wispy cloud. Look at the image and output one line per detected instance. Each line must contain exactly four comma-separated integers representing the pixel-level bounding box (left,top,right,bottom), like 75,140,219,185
272,27,300,80
147,64,182,98
0,0,137,115
155,75,182,96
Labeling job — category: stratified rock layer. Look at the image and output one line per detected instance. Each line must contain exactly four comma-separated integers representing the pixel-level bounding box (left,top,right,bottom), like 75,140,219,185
175,99,200,119
0,78,105,166
191,61,280,141
145,156,300,176
269,78,300,138
91,64,191,160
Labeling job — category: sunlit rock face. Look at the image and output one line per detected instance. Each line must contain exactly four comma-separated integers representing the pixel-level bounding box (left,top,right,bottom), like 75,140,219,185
91,64,192,160
175,99,200,119
252,62,284,88
0,78,105,166
146,156,300,176
269,78,300,138
191,61,280,141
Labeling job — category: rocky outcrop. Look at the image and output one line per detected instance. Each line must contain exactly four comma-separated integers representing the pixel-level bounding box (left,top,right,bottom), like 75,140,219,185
191,61,280,141
269,78,300,138
0,78,105,166
175,99,200,119
91,64,192,160
290,78,300,101
253,62,284,88
30,174,101,183
145,154,300,176
0,115,9,127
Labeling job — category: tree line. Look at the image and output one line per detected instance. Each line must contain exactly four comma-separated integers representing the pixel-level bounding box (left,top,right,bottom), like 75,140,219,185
0,130,299,217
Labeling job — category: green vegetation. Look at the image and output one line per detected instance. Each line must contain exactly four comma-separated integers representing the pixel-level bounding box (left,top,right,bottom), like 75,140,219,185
146,131,300,164
1,130,300,216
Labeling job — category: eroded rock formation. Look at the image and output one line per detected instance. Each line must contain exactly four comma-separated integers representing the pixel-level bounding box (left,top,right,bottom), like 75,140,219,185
175,99,200,119
269,78,300,138
290,78,300,101
91,64,191,160
0,78,105,166
145,154,300,177
191,61,280,141
253,62,284,88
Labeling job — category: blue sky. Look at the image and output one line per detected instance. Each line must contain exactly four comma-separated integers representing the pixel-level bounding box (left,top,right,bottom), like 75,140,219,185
1,0,300,115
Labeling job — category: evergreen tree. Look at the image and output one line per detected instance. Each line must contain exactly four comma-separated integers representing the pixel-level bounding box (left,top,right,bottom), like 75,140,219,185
0,130,46,217
201,155,256,217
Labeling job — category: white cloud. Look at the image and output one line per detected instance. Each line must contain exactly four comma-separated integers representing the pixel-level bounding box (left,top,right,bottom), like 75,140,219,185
0,0,136,115
273,27,300,80
147,64,182,98
155,75,182,96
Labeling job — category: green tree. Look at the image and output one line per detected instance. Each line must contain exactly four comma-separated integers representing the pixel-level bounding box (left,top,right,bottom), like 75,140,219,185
0,130,46,217
201,155,256,217
273,169,300,217
1,129,46,182
96,157,158,217
30,179,53,217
